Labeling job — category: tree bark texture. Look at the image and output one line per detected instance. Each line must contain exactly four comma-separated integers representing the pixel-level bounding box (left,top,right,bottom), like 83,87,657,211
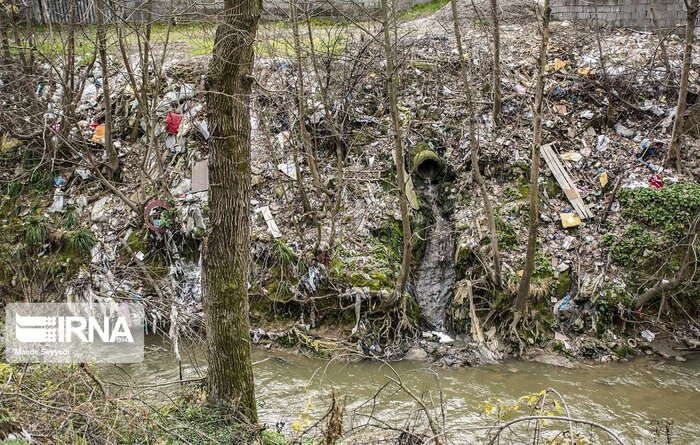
515,0,550,314
203,0,260,423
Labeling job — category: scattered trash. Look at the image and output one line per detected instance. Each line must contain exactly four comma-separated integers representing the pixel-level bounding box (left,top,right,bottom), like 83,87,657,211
553,295,572,315
648,175,664,189
641,330,656,342
255,206,282,238
144,199,171,233
431,331,454,344
561,151,583,162
553,104,568,115
90,196,111,222
49,188,64,213
598,169,608,188
580,110,594,120
596,135,610,151
91,124,105,144
550,85,566,100
560,212,582,228
554,331,572,350
75,168,92,180
614,122,635,139
191,159,209,193
166,112,182,135
562,235,576,250
278,163,298,180
193,119,210,140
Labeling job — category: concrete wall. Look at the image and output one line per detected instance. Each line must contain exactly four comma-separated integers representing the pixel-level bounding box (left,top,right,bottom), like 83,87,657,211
550,0,689,32
27,0,430,23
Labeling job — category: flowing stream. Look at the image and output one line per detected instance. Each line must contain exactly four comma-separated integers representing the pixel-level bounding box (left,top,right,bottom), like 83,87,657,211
414,182,456,331
101,337,700,444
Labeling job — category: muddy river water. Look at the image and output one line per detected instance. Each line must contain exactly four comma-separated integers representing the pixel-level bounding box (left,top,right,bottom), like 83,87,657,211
100,337,700,444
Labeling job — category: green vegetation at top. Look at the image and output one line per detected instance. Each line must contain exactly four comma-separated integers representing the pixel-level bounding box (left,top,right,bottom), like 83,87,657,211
401,0,450,20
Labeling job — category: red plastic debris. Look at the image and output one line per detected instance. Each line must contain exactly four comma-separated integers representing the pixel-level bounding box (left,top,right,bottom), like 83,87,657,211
166,112,182,135
144,199,171,233
648,175,664,189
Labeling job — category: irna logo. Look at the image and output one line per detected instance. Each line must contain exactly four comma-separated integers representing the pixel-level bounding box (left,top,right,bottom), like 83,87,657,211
6,303,144,363
15,314,134,343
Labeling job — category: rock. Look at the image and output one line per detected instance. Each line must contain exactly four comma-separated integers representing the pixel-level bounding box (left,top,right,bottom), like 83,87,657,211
529,349,576,368
404,346,428,361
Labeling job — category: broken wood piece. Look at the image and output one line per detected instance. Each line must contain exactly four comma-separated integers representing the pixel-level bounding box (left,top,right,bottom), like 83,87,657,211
541,144,593,220
256,206,282,238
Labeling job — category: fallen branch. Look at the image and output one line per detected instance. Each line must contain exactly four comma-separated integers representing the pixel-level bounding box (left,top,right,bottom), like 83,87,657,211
488,415,625,445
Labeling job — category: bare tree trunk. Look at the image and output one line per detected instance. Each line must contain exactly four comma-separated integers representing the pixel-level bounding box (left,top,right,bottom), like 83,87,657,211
593,2,614,126
381,0,411,301
514,0,550,316
290,0,324,190
203,0,260,423
489,0,502,123
451,0,502,288
130,0,153,143
303,4,346,249
95,0,119,177
666,0,699,171
380,0,412,298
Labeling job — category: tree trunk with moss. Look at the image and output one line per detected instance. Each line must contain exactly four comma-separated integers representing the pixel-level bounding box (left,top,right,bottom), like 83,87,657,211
203,0,259,423
381,0,412,299
514,0,550,316
450,0,501,288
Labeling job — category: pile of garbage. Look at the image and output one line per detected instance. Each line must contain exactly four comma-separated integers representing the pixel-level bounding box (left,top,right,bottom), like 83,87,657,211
1,10,698,362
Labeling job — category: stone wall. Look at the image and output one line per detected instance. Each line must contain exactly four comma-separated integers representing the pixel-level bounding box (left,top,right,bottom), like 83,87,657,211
550,0,690,32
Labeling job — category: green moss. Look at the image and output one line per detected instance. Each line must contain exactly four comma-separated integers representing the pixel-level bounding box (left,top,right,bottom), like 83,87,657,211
496,216,518,250
265,278,297,302
261,430,288,445
603,224,658,268
406,295,422,324
126,229,148,253
618,182,700,238
555,268,570,299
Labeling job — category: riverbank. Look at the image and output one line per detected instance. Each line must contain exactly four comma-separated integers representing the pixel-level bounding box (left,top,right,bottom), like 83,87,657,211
1,2,699,369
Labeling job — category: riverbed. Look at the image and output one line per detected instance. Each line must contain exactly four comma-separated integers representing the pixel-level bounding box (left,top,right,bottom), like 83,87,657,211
100,337,700,444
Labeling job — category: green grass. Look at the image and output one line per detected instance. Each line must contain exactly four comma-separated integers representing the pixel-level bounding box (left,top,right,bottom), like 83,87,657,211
401,0,450,20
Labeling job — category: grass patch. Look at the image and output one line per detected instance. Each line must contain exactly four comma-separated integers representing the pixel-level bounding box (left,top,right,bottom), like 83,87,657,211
401,0,450,20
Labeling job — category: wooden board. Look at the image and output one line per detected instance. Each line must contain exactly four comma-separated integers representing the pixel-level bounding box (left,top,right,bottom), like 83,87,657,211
541,144,593,220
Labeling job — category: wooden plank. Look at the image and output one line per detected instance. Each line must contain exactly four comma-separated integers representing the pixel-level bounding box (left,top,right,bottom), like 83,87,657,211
541,144,593,220
544,145,593,219
541,148,586,217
